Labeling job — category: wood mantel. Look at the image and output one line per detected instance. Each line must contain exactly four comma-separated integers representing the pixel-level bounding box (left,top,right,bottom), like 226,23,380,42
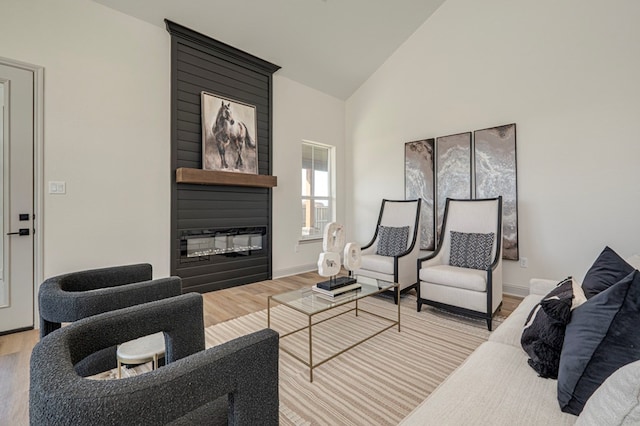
176,168,277,188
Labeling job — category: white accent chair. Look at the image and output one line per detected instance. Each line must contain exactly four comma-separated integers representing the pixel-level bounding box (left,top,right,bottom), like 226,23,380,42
417,197,503,330
354,199,421,304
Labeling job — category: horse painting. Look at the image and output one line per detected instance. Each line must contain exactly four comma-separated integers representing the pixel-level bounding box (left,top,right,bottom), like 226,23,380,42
212,100,256,170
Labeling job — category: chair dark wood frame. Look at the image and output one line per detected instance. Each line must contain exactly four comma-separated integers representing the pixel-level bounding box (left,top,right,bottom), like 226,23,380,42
359,198,422,304
416,197,503,330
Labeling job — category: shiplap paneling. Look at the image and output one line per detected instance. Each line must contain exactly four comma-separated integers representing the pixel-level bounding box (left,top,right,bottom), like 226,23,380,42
167,20,280,293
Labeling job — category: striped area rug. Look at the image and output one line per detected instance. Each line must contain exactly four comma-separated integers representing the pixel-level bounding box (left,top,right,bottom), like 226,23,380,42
205,294,502,425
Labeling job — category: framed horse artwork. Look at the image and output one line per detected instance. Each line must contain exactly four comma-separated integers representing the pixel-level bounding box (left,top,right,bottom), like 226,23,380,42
201,91,258,174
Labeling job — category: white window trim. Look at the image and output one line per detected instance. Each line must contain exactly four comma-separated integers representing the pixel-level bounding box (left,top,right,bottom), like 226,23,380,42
301,140,336,241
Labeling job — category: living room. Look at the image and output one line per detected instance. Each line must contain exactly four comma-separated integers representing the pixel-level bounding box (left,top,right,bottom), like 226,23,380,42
1,0,639,424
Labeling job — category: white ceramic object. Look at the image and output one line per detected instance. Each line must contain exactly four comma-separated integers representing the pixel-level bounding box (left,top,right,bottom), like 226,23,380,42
317,251,341,277
322,222,345,253
343,242,362,271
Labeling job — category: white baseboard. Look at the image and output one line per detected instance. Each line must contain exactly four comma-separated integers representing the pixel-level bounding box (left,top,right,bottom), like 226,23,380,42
273,264,317,279
503,282,528,298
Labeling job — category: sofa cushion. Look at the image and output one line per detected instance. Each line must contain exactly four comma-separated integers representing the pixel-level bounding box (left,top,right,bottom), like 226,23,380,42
581,246,635,299
520,277,585,378
419,264,487,292
558,270,640,415
449,231,494,270
359,254,395,275
575,360,640,425
529,278,562,296
399,342,576,425
489,294,540,349
376,225,409,256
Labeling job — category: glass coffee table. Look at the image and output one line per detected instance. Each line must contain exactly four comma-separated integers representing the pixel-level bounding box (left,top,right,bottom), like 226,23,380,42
267,275,399,382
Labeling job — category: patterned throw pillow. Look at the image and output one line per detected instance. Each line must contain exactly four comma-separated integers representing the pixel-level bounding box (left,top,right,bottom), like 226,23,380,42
521,277,586,379
376,226,410,257
449,231,495,270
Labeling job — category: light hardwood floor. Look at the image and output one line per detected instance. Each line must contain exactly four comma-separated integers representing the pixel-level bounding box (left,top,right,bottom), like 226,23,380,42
0,271,522,425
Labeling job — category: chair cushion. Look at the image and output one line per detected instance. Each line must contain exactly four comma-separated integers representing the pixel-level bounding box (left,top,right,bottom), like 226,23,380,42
360,254,395,275
419,264,487,292
558,270,640,415
449,231,494,270
376,225,409,256
581,246,635,299
520,277,586,379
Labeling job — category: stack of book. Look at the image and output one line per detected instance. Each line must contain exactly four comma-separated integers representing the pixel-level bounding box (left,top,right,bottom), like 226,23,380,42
312,277,361,300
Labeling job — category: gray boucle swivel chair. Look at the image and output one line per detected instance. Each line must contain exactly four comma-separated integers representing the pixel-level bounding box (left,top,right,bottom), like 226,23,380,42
30,293,279,425
38,263,182,338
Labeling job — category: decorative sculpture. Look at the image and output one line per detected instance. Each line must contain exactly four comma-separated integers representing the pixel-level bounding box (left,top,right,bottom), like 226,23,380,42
322,222,346,253
317,252,341,277
343,242,362,271
317,223,345,278
316,222,361,290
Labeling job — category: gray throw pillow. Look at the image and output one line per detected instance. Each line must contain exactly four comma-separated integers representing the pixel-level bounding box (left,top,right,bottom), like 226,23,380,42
376,226,409,257
449,231,495,270
576,360,640,425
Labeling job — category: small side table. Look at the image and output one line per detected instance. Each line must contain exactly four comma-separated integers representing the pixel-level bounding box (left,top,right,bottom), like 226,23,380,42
116,332,166,379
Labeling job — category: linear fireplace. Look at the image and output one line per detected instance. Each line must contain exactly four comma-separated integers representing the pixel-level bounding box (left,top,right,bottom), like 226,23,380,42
180,227,266,261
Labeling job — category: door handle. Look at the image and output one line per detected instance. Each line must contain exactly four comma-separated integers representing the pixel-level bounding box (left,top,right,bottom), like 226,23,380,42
7,228,30,236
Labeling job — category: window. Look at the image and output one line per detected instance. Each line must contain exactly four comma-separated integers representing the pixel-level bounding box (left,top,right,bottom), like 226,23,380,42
301,142,335,240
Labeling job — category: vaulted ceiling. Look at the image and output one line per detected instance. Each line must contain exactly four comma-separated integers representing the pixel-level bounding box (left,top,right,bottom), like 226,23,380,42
93,0,446,99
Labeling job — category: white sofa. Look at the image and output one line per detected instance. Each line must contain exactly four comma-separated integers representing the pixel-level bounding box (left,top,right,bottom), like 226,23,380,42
400,277,578,425
402,254,640,425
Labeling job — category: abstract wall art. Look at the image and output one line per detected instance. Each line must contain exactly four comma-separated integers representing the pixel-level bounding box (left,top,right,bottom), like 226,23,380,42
403,125,517,260
474,123,518,260
435,132,472,242
405,139,436,250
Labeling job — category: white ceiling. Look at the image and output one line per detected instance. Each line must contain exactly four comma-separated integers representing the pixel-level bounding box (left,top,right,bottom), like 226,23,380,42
93,0,446,99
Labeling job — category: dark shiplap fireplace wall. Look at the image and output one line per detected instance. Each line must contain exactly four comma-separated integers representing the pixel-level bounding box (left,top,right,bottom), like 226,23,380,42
166,20,280,293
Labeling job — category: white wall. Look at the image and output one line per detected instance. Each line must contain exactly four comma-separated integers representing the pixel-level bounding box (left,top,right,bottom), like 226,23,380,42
346,0,640,294
6,0,637,296
0,0,345,284
0,0,171,278
272,75,346,277
0,84,4,306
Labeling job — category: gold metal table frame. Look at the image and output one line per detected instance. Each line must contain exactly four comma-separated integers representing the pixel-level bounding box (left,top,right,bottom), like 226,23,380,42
267,277,400,382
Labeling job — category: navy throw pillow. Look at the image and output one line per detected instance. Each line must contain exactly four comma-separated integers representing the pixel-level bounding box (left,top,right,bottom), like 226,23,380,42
521,277,580,379
558,270,640,415
582,246,634,299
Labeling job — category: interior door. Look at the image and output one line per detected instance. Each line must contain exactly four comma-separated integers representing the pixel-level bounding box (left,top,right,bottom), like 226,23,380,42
0,63,35,334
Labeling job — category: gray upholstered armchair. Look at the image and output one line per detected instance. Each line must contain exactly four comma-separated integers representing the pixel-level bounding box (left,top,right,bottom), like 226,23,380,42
417,197,503,330
353,199,422,304
29,293,279,425
38,263,182,338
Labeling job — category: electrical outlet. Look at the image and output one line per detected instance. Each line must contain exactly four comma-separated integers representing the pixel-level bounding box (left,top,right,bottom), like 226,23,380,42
519,257,528,268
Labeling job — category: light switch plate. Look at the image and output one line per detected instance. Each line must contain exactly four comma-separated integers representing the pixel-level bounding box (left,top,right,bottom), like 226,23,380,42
49,181,66,194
